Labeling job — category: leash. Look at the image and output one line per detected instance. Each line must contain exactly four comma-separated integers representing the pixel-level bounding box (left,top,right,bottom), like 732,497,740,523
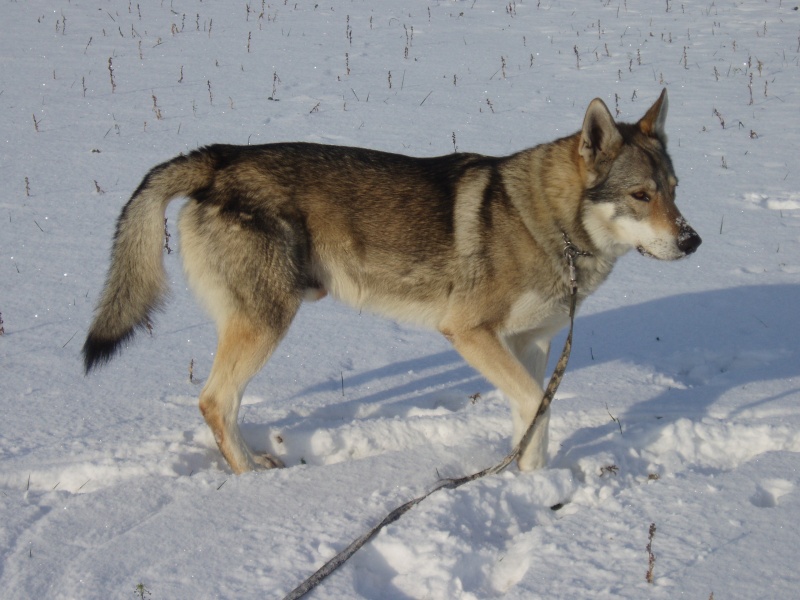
281,233,589,600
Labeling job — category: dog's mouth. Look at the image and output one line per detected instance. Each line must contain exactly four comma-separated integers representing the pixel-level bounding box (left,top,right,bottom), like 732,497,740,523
636,240,698,260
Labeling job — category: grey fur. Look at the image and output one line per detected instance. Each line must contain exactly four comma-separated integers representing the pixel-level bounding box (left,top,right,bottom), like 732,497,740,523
84,89,700,473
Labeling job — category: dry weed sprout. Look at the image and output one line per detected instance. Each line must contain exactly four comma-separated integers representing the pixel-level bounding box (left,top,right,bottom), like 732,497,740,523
645,523,657,583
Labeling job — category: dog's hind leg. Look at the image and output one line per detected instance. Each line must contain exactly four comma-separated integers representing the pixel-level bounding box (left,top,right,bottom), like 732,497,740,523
198,314,292,474
179,201,306,473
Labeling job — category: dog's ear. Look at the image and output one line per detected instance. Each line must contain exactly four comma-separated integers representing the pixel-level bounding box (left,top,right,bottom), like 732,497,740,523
579,98,623,183
637,88,669,144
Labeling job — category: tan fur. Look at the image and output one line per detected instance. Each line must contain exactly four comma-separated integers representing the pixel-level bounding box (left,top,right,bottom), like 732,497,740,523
199,316,284,473
84,89,700,473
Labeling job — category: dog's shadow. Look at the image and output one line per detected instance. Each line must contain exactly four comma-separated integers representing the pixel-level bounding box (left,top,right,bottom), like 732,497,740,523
246,284,800,468
289,349,484,417
551,282,800,469
246,349,488,466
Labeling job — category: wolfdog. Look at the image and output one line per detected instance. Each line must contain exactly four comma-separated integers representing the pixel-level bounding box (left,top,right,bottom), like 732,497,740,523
84,89,700,474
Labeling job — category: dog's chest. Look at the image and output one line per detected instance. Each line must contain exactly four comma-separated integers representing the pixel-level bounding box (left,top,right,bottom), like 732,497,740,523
504,289,569,335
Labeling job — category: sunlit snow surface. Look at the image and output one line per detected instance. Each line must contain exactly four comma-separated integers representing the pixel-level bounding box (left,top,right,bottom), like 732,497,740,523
1,1,799,598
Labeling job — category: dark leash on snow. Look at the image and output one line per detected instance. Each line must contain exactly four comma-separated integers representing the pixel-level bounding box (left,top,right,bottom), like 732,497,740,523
281,233,589,600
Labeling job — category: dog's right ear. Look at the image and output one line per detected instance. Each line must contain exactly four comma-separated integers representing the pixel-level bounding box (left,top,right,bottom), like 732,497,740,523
579,98,623,184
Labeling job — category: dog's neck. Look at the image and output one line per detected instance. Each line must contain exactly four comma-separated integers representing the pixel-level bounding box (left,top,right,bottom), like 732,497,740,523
561,231,593,292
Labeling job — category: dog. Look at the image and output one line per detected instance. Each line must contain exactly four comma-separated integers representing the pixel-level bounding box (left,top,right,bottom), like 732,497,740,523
83,89,701,474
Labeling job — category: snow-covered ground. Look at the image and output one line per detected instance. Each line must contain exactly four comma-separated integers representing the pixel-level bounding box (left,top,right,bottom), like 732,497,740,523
2,1,799,598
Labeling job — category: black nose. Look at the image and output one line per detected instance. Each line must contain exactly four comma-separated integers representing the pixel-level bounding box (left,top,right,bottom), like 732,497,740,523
678,226,702,255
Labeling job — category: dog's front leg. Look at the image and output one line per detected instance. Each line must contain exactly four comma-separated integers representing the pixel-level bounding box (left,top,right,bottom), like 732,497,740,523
505,331,552,471
444,326,549,471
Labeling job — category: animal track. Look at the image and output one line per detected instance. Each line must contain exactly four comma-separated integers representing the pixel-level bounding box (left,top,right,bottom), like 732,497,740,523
744,192,800,211
750,478,794,508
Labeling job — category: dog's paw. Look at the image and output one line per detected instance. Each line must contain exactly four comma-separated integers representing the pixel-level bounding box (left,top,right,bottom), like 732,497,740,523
514,409,550,471
253,453,285,469
516,447,547,472
516,427,548,471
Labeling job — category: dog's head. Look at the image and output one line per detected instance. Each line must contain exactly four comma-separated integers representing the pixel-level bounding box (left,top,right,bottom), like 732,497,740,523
579,89,701,260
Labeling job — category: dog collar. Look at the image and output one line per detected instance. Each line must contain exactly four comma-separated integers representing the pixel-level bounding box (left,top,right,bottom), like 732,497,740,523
561,231,592,292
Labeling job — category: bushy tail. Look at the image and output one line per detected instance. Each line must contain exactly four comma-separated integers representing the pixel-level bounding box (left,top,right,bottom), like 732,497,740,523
83,150,212,373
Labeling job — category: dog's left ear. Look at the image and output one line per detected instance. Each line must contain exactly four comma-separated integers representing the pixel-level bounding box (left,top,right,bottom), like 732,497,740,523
637,88,669,144
580,98,623,183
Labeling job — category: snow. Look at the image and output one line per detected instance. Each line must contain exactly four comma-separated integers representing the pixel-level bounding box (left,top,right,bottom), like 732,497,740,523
1,0,799,598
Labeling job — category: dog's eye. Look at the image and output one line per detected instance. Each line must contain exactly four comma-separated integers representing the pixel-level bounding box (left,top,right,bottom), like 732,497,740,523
632,191,651,202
